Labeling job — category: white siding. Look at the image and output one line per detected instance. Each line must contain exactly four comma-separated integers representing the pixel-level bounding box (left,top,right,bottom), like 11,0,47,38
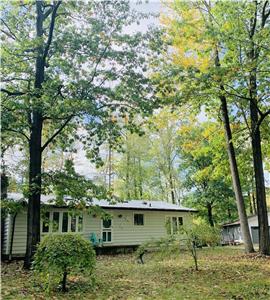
2,215,11,255
90,210,193,246
12,210,27,255
7,207,194,255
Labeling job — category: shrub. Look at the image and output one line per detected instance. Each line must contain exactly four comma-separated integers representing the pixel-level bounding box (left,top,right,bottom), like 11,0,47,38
33,233,96,292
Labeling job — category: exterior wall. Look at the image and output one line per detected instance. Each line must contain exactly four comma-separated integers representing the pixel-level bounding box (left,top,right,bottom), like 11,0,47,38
221,225,242,244
12,210,28,255
222,212,270,244
6,207,194,255
2,215,12,255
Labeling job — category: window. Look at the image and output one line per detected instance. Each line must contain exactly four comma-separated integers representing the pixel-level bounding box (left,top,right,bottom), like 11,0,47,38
102,219,112,242
62,212,68,232
42,212,50,233
52,212,60,232
166,216,184,234
71,216,76,232
134,214,144,226
42,211,83,233
78,215,83,232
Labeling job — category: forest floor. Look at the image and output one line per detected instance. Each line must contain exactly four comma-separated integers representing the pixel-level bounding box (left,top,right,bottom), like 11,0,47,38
1,246,270,300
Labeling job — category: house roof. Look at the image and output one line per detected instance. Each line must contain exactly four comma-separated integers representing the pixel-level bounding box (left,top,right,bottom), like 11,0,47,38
6,193,197,212
222,212,270,227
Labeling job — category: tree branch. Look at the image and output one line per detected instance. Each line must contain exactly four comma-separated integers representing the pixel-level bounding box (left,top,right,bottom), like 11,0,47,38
43,1,62,62
41,115,74,152
262,1,270,28
0,18,18,40
255,108,270,131
3,128,30,141
0,88,26,96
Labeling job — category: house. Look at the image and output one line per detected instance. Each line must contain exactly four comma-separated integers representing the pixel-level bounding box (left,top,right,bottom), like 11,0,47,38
221,212,270,244
2,193,197,258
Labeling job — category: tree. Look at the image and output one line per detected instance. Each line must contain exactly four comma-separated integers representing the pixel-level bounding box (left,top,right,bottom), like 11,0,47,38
212,0,270,254
179,121,237,226
113,108,183,202
158,0,254,252
33,234,96,292
1,1,157,268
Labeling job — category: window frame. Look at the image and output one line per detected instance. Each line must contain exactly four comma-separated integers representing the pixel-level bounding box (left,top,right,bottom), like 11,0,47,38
165,215,184,235
41,210,84,234
133,213,144,226
101,218,113,243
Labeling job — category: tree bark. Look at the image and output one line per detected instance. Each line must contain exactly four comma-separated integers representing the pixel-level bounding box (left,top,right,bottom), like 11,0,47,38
126,150,131,200
62,271,68,292
206,202,214,227
248,191,254,215
219,95,254,253
138,157,143,199
24,1,45,269
247,0,270,255
23,0,62,268
249,76,270,255
252,192,257,214
214,48,254,253
9,213,17,261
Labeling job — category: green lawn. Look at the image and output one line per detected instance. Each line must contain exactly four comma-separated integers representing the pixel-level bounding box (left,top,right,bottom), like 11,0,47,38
1,246,270,300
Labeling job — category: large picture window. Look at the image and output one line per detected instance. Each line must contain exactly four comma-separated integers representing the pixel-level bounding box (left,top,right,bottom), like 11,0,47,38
41,211,83,234
166,216,183,234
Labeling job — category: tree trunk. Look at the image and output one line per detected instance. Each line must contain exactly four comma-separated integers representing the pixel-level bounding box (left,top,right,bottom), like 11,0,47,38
169,173,175,204
206,203,214,227
24,1,44,269
138,158,143,199
252,192,257,214
247,3,270,255
248,191,253,215
219,95,254,253
126,151,131,200
9,213,17,261
214,48,254,253
62,271,68,292
249,80,270,255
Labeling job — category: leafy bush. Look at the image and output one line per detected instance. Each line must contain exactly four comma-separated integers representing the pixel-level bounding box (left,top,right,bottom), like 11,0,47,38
33,233,96,292
182,222,221,247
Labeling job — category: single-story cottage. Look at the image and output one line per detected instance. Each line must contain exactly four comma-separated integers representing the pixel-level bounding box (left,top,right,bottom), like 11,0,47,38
2,193,197,257
221,212,270,244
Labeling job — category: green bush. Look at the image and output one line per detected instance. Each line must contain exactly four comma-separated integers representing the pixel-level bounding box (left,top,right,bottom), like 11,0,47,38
33,233,96,292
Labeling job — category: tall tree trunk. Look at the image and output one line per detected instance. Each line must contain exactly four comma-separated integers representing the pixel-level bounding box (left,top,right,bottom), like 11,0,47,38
215,48,254,253
138,158,143,199
219,95,254,253
248,191,254,215
206,202,214,227
249,75,270,255
126,150,131,200
9,213,17,261
168,160,175,204
252,192,257,214
24,1,44,269
247,7,270,253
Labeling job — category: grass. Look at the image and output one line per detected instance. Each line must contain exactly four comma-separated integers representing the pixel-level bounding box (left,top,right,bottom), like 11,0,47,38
1,246,270,300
